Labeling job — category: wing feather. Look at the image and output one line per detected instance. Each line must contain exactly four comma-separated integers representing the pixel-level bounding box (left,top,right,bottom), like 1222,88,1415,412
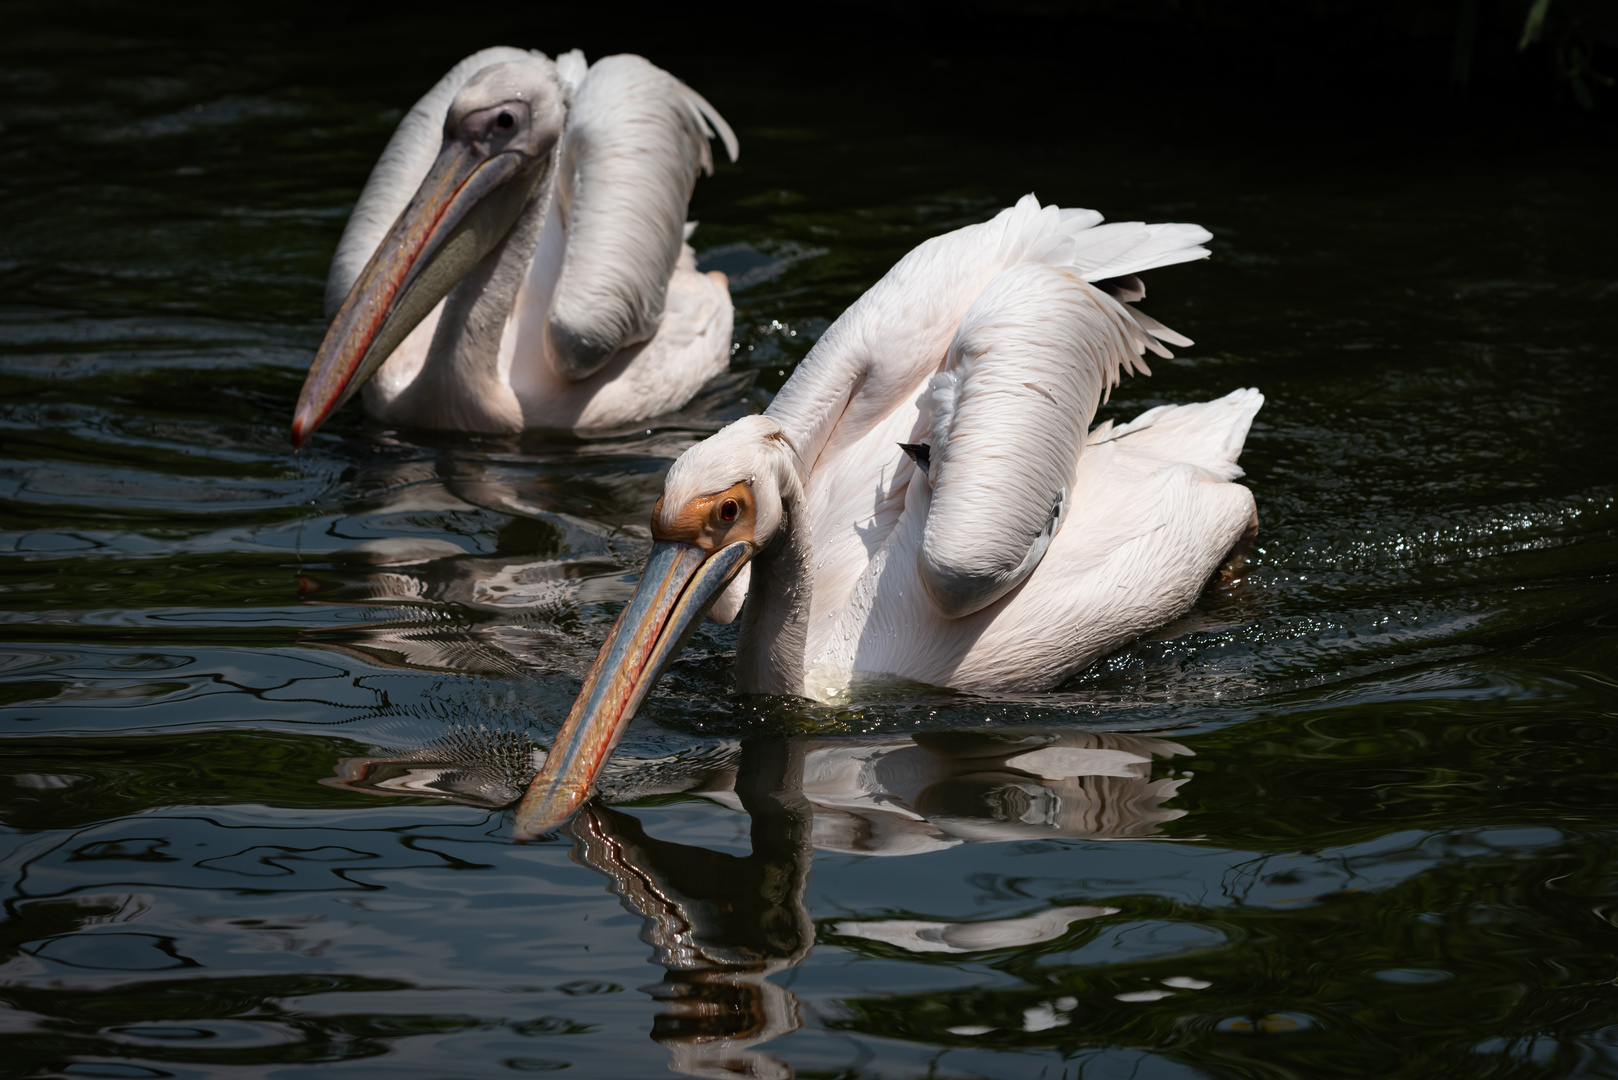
768,195,1207,471
546,54,737,380
918,262,1147,618
770,196,1216,644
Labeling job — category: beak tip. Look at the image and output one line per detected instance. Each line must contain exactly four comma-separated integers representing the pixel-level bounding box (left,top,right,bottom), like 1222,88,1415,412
513,795,585,840
508,540,753,844
290,402,321,450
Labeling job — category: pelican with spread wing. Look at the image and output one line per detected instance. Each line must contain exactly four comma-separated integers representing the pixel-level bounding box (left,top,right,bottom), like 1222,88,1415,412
291,47,737,447
517,195,1263,834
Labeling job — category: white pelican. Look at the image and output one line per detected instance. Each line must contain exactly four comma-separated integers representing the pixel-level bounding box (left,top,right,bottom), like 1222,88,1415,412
516,195,1263,834
291,47,738,447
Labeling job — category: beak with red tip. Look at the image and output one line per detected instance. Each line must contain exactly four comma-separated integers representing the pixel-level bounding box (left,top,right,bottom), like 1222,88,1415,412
291,102,555,449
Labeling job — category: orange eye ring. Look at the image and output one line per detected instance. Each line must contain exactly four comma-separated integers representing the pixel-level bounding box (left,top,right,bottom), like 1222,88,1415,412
719,499,739,523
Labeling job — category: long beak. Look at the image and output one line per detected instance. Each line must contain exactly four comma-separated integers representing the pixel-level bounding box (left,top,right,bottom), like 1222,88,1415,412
290,142,542,448
515,539,752,837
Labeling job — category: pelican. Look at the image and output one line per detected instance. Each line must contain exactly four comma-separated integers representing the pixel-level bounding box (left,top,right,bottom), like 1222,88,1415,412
517,195,1263,834
291,47,738,447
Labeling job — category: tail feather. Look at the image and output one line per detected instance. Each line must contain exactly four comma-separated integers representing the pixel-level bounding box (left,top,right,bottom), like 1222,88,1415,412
1091,388,1264,480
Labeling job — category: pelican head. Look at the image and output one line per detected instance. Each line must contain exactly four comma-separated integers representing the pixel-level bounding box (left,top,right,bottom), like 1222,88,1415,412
515,416,800,836
291,60,566,448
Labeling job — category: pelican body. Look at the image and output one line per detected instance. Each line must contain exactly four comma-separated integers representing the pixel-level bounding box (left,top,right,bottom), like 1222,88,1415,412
518,195,1263,835
291,48,738,447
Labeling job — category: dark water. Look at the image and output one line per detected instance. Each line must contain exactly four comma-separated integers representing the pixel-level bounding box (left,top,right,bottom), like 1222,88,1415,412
4,6,1618,1078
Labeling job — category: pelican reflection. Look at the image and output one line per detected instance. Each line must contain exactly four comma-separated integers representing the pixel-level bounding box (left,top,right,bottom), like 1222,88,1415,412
299,430,715,676
327,729,1191,1077
330,728,1192,850
569,741,811,1079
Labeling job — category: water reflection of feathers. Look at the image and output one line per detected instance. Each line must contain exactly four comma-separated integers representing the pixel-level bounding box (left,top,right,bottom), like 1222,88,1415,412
298,546,604,677
298,544,620,680
329,728,1193,851
297,455,658,678
330,730,1188,1077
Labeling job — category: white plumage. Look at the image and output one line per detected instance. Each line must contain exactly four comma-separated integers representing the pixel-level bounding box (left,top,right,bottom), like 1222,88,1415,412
300,49,737,442
514,195,1262,835
665,195,1261,696
544,54,738,381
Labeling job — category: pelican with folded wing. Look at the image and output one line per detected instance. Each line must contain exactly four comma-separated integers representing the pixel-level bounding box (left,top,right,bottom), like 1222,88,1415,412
517,195,1263,835
291,47,737,447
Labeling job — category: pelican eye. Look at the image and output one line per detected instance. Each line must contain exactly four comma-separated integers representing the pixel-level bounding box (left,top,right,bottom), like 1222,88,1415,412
718,499,739,524
496,111,515,130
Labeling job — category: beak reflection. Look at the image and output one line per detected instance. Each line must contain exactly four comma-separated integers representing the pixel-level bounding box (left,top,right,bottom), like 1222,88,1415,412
514,539,752,837
336,726,1192,849
328,730,1191,1078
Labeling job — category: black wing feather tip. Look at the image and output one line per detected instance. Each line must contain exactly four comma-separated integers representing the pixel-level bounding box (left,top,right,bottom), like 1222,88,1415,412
898,442,931,475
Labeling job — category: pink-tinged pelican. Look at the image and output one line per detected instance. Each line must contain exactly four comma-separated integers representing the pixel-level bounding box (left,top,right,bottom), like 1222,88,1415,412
516,195,1263,835
291,47,738,447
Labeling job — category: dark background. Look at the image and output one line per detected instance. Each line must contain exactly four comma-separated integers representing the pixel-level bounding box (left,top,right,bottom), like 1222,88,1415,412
7,0,1615,140
5,0,1612,339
